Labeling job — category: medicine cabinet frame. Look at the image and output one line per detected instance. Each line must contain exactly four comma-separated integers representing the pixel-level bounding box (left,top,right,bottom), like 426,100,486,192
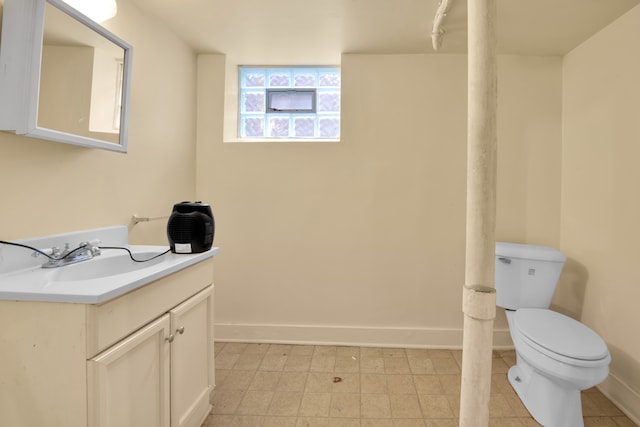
0,0,133,153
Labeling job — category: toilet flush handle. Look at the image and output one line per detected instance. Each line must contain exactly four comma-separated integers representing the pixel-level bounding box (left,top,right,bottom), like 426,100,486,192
498,257,511,264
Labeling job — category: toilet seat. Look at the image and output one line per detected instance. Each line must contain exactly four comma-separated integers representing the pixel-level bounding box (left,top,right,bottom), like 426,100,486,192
513,308,610,367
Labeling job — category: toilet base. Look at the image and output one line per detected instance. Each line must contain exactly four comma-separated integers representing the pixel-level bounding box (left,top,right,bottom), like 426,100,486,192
508,364,584,427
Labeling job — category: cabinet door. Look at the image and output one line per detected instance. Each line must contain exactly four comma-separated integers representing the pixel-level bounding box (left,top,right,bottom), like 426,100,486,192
88,315,171,427
170,285,214,427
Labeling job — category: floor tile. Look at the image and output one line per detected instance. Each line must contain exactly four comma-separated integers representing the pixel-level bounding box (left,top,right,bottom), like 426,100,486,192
231,415,266,426
413,375,443,395
584,417,621,427
361,357,385,373
236,353,266,371
243,343,271,355
488,393,516,418
360,347,383,358
386,374,416,395
311,355,337,372
384,357,411,374
330,393,361,418
290,345,315,356
335,356,360,373
263,417,297,427
361,373,388,394
250,371,283,391
431,358,460,375
418,395,454,419
315,346,338,356
237,390,274,415
268,391,302,416
361,419,394,426
218,370,256,391
284,355,312,372
408,357,435,375
212,389,245,414
382,348,407,358
260,354,289,371
437,375,460,396
306,373,336,393
333,373,361,393
296,417,329,427
210,342,635,427
277,372,308,392
221,343,249,354
299,393,332,417
361,394,392,418
216,352,240,369
390,394,423,418
394,419,427,427
327,418,360,427
337,346,360,357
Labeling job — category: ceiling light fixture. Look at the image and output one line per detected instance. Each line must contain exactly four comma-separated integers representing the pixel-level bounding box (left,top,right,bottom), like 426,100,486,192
61,0,118,23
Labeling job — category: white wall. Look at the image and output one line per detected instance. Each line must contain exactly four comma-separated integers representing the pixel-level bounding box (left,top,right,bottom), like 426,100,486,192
1,0,636,417
561,4,640,421
197,53,562,348
0,0,197,244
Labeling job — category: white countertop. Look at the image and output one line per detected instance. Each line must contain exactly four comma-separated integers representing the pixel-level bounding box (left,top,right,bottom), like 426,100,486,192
0,226,220,304
0,245,219,304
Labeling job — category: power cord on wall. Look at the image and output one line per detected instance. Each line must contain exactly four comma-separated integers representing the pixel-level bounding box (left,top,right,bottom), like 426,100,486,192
0,240,170,263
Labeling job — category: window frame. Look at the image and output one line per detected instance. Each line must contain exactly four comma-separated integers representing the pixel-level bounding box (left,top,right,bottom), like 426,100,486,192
266,89,317,114
237,65,341,141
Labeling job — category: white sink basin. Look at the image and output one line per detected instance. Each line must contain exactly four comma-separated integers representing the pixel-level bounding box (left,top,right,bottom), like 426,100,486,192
48,251,166,282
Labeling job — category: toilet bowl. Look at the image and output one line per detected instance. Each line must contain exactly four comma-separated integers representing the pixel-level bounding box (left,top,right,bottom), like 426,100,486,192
505,309,610,427
495,242,611,427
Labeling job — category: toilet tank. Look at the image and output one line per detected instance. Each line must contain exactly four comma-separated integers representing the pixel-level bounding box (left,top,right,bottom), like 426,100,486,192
495,242,566,310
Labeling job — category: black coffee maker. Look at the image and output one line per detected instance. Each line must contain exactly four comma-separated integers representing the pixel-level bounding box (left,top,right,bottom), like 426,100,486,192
167,201,214,253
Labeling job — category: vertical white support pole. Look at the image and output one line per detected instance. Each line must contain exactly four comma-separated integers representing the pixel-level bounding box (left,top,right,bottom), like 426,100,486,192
459,0,497,426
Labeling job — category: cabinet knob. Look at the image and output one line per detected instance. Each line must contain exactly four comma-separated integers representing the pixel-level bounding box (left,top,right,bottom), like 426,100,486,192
176,327,185,335
165,334,175,343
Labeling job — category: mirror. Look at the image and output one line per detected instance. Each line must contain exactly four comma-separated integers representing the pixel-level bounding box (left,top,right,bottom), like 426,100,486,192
0,0,132,152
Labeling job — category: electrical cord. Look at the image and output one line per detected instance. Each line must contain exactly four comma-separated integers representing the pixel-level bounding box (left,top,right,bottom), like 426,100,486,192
0,240,60,259
0,240,170,263
98,246,170,262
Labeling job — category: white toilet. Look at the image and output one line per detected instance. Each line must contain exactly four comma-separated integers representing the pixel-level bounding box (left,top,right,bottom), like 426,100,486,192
495,242,611,427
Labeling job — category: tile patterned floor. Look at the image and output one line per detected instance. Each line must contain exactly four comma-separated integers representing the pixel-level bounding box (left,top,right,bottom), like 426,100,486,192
205,342,637,427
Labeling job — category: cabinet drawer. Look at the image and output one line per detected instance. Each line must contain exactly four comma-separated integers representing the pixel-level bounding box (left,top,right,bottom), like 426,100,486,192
86,259,213,357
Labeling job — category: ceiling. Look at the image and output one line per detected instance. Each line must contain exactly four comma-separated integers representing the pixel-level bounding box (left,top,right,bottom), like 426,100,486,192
128,0,638,63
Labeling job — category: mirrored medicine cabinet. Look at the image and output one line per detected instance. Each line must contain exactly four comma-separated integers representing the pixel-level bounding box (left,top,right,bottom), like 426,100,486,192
0,0,133,153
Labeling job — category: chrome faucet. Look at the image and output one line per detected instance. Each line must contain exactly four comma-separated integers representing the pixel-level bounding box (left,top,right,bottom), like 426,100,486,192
37,240,102,268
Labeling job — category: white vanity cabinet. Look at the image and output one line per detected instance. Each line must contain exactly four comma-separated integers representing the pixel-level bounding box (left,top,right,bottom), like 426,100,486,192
88,285,213,427
0,258,215,427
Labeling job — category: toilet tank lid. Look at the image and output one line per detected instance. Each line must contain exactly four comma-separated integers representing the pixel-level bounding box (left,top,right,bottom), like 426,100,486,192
496,242,566,263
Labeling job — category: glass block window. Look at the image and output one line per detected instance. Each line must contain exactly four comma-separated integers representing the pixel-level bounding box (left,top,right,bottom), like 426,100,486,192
239,66,340,139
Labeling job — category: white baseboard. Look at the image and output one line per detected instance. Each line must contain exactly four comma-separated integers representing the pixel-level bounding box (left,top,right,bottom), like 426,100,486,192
214,322,514,349
598,372,640,425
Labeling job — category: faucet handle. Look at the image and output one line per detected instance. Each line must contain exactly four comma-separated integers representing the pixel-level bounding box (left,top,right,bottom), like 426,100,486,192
80,239,102,256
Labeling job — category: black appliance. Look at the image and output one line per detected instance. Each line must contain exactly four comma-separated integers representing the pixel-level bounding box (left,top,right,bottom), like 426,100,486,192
167,201,214,253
